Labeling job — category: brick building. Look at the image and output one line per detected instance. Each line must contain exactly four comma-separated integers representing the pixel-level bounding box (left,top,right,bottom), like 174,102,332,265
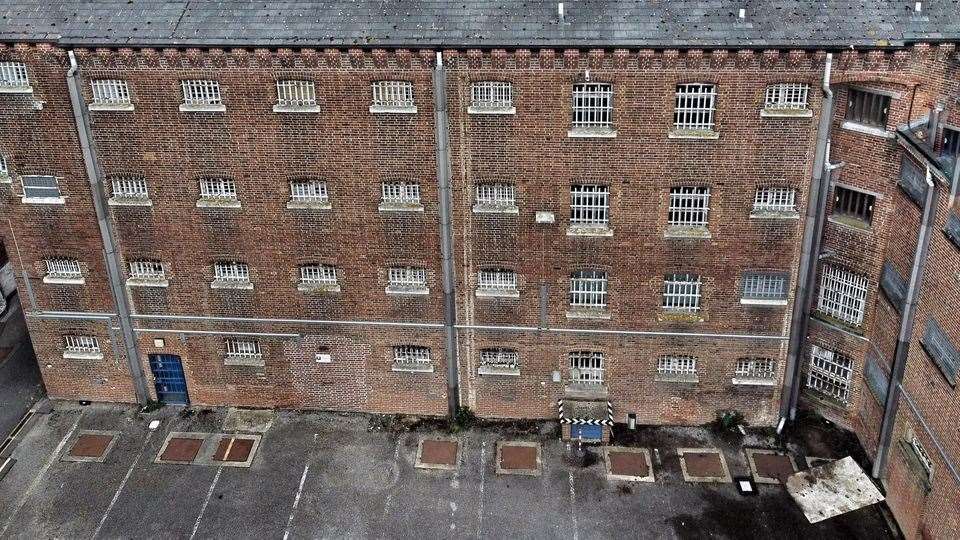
0,2,958,536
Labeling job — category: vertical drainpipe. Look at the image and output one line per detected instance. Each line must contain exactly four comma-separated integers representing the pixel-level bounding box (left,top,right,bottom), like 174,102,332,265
780,53,834,423
872,169,938,479
66,51,149,404
433,51,461,418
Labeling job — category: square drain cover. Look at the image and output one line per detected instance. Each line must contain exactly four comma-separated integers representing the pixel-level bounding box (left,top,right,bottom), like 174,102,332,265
161,437,204,462
609,451,650,477
69,434,114,458
214,437,254,462
500,445,538,470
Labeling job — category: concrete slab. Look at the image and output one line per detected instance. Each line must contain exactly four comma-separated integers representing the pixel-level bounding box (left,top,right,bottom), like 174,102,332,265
223,408,275,434
61,430,120,463
604,446,654,482
677,448,732,483
495,441,541,476
746,448,798,484
415,437,460,471
787,456,885,524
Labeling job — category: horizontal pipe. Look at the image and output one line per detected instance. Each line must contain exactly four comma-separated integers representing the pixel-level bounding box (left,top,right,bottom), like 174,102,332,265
27,311,114,321
123,327,300,338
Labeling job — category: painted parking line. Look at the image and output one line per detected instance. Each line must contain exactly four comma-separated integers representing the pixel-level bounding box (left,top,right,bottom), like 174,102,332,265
282,463,310,540
189,465,224,540
92,430,156,540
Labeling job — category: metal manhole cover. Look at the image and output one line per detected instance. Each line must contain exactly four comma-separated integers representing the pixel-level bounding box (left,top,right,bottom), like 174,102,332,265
69,434,114,458
161,437,203,462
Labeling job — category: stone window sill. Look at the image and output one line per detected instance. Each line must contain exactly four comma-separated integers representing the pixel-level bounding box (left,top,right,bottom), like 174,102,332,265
750,211,800,220
473,203,519,215
740,298,788,307
210,280,254,290
286,200,331,210
840,121,893,139
668,129,720,140
89,103,135,112
566,225,613,237
109,197,152,207
468,106,516,115
369,105,417,114
127,278,169,288
378,202,424,213
43,276,85,285
760,108,813,118
476,289,520,299
654,374,699,384
566,309,611,320
273,104,321,113
179,103,226,113
298,282,341,293
224,356,265,367
63,351,103,360
0,86,33,94
827,215,872,233
732,377,777,387
664,225,711,239
392,362,434,373
385,286,429,296
0,175,11,184
22,196,66,205
567,127,617,139
478,365,521,376
197,198,241,209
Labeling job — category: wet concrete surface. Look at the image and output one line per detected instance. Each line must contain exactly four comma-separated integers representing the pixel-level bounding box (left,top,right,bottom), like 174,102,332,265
0,296,44,440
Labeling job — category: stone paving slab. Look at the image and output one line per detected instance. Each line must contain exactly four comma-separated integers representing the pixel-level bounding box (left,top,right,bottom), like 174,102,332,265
61,430,120,463
415,437,460,470
495,441,541,476
746,448,798,484
604,446,654,482
677,448,732,483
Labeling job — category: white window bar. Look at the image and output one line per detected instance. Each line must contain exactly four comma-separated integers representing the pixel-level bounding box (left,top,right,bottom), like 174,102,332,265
674,83,716,131
807,345,853,404
570,185,610,226
393,345,431,366
371,81,415,108
571,83,613,130
225,339,262,360
388,266,427,288
753,186,796,213
0,61,30,90
214,261,250,283
764,83,810,110
663,273,702,312
480,348,519,369
181,80,222,106
569,351,604,385
290,180,328,203
22,175,61,199
381,182,420,205
668,186,711,227
817,264,868,326
478,269,517,293
735,358,776,379
910,433,934,479
475,183,516,206
46,258,82,279
91,79,131,105
657,355,698,376
471,82,513,110
111,176,149,199
128,260,165,280
276,80,317,107
569,270,607,309
64,335,101,354
299,264,338,286
742,272,788,301
199,177,238,200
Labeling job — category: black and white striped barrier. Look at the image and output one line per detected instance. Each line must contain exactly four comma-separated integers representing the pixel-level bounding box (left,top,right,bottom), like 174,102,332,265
557,399,614,426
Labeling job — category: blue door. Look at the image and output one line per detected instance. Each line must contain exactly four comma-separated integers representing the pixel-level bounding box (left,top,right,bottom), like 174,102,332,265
149,354,189,405
571,424,603,441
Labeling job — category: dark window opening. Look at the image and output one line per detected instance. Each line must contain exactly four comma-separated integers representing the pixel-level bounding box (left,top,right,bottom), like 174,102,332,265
846,89,890,129
832,185,875,226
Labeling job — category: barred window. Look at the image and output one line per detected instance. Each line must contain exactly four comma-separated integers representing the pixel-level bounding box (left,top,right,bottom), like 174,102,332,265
921,318,959,386
371,81,415,109
475,183,516,207
571,83,613,131
0,61,30,90
90,80,131,105
470,82,513,110
569,184,610,227
299,264,338,286
663,273,702,312
290,180,328,204
945,212,960,250
807,345,853,404
753,186,796,214
111,176,149,199
276,80,317,107
846,89,889,129
817,264,868,326
674,83,716,131
735,358,776,380
199,177,238,200
741,272,788,302
764,83,810,110
899,155,927,206
668,187,711,227
569,351,604,385
63,335,101,355
22,175,61,199
657,355,698,377
181,80,222,106
569,270,608,310
388,266,427,288
46,258,82,279
909,433,934,480
214,261,250,283
393,345,431,366
477,269,518,293
381,182,420,205
480,348,519,369
0,155,8,177
943,126,960,158
128,260,165,281
225,339,262,360
832,186,875,226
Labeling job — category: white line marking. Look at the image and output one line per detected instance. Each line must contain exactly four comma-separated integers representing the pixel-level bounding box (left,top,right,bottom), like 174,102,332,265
91,430,155,539
568,471,579,540
0,413,81,538
189,466,223,540
282,463,310,540
476,441,485,538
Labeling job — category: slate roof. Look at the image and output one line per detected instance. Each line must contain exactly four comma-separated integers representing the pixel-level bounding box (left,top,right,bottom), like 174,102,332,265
1,1,959,49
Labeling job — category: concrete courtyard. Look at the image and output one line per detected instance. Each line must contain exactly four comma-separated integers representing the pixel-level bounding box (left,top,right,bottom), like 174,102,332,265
0,403,892,539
